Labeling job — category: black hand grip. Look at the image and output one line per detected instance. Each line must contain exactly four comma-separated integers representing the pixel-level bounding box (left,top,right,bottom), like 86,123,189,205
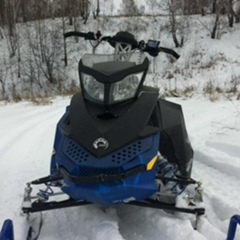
159,47,180,59
64,31,96,40
64,31,87,38
86,32,96,40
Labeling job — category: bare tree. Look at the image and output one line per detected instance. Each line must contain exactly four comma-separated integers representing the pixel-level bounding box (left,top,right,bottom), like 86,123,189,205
211,13,220,38
66,0,90,25
93,0,100,19
212,0,218,13
214,0,240,27
0,63,9,100
22,19,64,97
1,0,19,58
147,0,186,47
0,28,3,39
233,0,240,23
81,0,90,24
19,0,27,22
121,0,139,16
167,0,184,48
180,0,210,15
198,1,225,40
226,0,235,27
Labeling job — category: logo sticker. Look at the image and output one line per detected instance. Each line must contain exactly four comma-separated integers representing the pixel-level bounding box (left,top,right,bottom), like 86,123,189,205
93,138,109,150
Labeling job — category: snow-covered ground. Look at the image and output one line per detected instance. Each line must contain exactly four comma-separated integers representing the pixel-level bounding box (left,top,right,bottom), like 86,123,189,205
0,96,240,240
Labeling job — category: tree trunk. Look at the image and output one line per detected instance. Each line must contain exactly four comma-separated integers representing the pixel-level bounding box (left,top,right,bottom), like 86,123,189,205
69,17,73,25
97,0,100,17
235,14,240,23
0,0,6,25
211,14,219,39
21,0,27,22
172,31,180,48
170,4,180,48
228,0,234,27
228,14,234,27
212,0,217,14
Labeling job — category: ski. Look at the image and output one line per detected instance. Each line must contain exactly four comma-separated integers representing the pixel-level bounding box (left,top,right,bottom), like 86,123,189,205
26,213,43,240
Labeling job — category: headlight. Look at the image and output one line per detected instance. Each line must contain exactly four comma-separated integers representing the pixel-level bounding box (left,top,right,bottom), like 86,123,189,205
82,73,104,104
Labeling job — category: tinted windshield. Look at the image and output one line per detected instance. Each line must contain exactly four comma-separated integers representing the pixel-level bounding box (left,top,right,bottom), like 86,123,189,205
81,52,145,75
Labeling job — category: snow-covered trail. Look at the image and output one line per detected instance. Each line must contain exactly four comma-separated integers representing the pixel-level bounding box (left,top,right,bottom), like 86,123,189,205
0,99,68,238
0,97,240,240
177,97,240,239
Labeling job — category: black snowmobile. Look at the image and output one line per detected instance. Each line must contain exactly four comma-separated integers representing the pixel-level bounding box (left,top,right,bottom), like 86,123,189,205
22,31,205,226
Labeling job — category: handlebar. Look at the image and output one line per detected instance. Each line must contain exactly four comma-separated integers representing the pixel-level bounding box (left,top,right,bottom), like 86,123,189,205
159,47,180,59
64,31,180,59
64,31,96,40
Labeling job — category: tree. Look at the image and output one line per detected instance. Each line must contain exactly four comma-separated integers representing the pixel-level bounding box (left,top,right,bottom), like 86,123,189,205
166,0,185,47
211,13,220,38
121,0,139,16
215,0,239,27
180,0,210,15
233,0,240,23
212,0,217,13
226,0,235,27
1,0,20,58
92,0,100,19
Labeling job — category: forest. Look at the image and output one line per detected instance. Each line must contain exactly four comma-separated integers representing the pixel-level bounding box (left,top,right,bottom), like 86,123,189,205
0,0,240,101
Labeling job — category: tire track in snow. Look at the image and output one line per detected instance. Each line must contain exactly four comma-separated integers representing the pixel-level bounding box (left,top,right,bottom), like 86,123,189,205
116,205,207,240
193,152,240,233
171,98,240,239
207,140,240,159
38,206,125,240
192,120,240,222
195,150,240,184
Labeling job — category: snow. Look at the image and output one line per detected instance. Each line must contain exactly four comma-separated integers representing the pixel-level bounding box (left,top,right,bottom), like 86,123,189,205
0,96,240,240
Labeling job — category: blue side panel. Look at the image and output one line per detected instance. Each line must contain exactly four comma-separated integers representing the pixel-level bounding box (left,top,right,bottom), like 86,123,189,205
50,106,71,175
0,220,14,240
51,106,160,204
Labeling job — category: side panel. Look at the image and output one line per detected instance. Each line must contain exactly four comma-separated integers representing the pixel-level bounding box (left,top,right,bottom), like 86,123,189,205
50,106,70,175
151,99,193,178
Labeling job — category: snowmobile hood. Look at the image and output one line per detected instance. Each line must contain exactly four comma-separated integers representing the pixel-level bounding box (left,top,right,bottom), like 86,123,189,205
68,91,160,158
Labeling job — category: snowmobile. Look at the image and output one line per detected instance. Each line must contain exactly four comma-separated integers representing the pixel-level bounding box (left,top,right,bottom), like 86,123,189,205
22,31,205,229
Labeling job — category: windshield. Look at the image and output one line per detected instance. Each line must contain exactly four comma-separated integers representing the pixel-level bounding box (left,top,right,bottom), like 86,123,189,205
80,52,147,105
81,52,145,75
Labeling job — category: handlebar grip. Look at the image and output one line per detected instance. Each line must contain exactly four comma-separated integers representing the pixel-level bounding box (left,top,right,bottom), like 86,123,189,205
64,31,96,40
64,31,87,38
159,47,180,59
